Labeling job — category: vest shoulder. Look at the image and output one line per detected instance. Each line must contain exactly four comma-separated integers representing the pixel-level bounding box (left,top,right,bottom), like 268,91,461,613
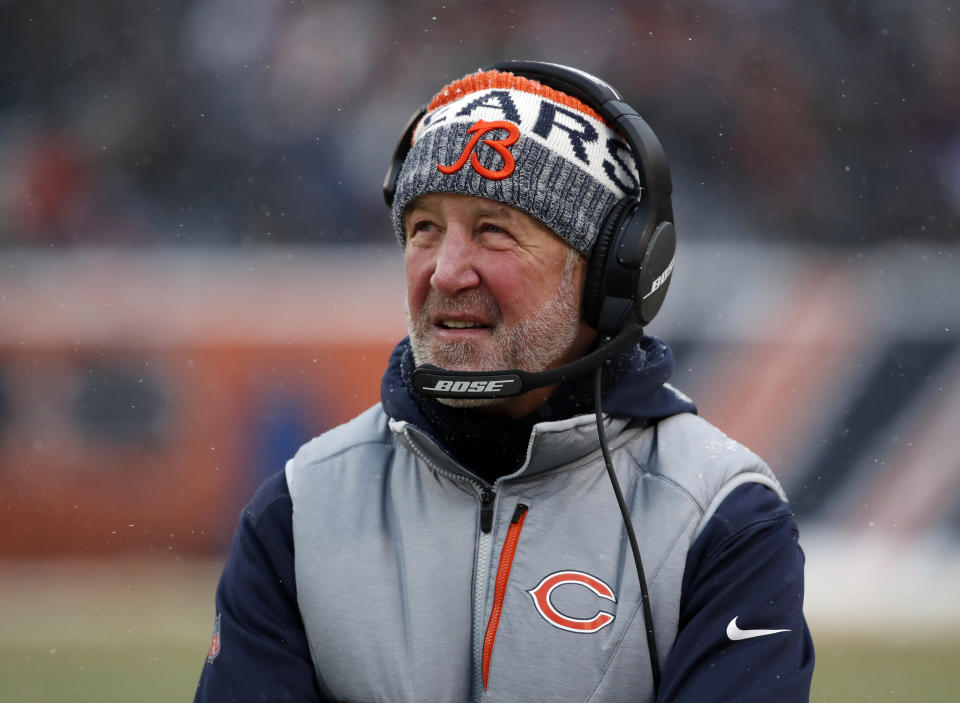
285,405,392,488
648,412,784,511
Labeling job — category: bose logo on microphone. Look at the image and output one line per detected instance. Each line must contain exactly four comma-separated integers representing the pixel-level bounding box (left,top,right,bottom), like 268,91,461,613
422,379,509,393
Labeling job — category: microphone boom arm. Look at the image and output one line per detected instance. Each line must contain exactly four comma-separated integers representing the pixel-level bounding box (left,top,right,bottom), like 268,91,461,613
412,324,645,398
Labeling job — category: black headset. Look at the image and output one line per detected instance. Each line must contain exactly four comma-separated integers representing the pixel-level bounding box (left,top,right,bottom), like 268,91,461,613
382,59,677,337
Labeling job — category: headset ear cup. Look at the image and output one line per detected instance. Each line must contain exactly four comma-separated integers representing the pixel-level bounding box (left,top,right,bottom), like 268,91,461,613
583,198,632,331
636,220,676,325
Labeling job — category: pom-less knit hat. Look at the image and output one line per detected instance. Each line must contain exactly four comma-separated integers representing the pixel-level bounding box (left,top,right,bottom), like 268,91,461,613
391,69,641,256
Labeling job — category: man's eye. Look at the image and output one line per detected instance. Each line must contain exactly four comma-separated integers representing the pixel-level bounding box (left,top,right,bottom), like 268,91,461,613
409,220,435,236
479,224,515,247
480,223,514,240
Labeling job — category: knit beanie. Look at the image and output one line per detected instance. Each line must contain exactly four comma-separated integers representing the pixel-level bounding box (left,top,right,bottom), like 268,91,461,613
391,69,641,256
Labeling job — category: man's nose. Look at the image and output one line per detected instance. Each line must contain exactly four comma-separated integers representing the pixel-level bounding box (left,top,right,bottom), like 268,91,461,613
429,227,481,295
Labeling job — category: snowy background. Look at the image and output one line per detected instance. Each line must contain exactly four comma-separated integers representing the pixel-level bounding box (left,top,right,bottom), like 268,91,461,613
1,1,958,699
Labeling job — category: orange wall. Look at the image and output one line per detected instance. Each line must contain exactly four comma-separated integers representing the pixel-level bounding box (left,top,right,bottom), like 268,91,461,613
0,341,396,557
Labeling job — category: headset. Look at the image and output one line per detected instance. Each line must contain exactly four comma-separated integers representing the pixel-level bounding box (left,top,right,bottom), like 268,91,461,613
382,61,674,693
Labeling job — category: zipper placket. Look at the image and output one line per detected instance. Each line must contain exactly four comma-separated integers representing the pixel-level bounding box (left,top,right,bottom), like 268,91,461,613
481,503,528,691
472,490,495,701
398,428,497,699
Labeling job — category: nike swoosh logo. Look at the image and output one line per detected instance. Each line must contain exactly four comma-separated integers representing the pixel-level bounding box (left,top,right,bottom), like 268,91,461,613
726,616,791,641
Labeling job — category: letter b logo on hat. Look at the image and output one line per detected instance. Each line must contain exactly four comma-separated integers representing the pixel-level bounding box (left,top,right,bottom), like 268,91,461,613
438,119,520,180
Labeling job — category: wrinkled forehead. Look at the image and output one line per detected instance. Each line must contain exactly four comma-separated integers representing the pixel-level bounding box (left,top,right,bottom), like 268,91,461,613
403,192,578,251
405,192,527,221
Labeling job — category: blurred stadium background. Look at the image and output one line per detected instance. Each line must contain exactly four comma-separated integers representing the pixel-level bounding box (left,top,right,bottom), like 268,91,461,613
1,1,958,700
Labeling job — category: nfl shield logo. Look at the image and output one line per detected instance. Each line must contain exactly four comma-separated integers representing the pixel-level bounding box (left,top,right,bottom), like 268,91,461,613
207,613,221,664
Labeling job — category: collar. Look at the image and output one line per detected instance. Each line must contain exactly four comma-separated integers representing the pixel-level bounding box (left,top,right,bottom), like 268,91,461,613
380,335,696,482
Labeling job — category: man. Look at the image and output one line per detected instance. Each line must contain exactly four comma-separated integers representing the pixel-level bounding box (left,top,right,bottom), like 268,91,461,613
195,62,814,702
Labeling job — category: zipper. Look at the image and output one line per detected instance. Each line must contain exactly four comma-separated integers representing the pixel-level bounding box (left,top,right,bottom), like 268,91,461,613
397,426,495,700
398,426,530,698
480,489,495,533
481,503,529,691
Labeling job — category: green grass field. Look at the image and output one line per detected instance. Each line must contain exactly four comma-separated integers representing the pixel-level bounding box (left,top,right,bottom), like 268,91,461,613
2,560,958,702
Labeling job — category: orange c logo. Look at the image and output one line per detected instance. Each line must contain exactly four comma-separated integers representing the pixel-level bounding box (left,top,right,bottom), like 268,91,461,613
437,120,520,180
527,570,616,634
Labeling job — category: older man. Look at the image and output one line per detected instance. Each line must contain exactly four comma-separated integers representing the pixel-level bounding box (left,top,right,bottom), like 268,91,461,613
195,62,814,702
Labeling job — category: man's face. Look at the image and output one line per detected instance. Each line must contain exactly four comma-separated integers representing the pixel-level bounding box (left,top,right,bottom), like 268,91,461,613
404,193,596,403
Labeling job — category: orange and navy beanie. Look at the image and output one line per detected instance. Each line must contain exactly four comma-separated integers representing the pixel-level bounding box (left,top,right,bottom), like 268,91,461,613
391,69,641,256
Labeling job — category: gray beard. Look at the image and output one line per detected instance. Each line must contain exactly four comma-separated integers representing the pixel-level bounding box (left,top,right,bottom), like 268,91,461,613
407,251,582,409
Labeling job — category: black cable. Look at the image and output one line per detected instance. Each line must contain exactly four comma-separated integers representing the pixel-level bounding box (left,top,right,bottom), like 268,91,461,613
594,361,661,696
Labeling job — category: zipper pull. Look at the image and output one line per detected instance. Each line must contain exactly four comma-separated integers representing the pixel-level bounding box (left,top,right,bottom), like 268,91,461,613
511,503,528,524
480,490,495,533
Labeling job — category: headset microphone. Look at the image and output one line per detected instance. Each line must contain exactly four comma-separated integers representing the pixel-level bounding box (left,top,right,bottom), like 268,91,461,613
412,324,645,399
